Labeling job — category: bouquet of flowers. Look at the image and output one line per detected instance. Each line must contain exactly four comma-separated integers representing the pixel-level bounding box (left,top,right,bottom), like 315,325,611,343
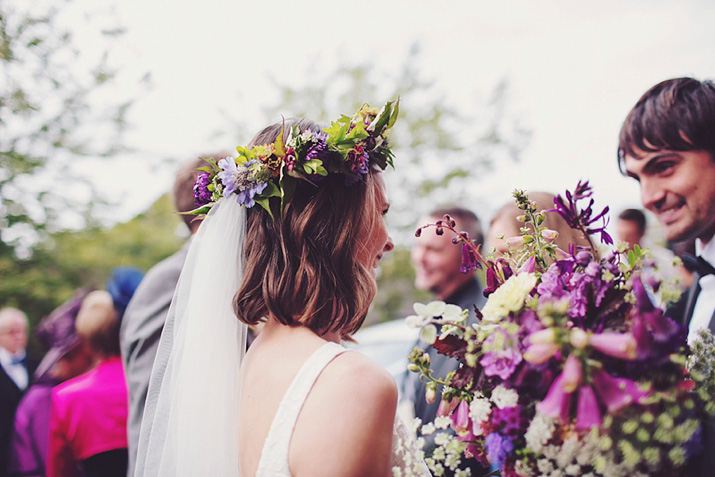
405,182,715,477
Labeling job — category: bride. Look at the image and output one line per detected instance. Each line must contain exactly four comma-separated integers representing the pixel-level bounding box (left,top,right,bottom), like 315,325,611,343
134,102,429,476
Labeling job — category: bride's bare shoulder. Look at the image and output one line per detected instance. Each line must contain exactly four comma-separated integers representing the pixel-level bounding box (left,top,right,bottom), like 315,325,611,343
290,349,397,476
327,349,397,399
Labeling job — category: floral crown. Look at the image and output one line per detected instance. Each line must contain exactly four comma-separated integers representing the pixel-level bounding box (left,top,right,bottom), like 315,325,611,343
191,100,399,217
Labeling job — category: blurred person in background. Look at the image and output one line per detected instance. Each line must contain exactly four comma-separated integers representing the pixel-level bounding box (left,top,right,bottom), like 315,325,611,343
120,155,215,476
402,206,490,476
616,208,680,286
8,290,94,477
487,191,588,257
48,268,142,477
0,308,38,476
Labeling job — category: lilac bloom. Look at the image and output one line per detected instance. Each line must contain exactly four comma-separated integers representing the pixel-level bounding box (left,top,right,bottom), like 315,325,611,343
484,433,514,469
481,345,523,380
491,406,526,438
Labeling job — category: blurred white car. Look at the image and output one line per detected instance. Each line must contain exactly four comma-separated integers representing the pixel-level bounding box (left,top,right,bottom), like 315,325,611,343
348,319,421,392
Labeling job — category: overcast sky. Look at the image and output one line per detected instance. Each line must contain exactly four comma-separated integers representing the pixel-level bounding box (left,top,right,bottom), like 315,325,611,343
70,0,715,244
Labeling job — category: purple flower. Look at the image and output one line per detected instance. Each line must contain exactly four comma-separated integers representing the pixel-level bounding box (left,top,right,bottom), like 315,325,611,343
193,172,213,206
450,399,471,435
235,181,268,208
460,243,481,273
575,385,601,430
305,136,329,162
491,406,526,438
481,346,523,380
485,433,514,469
590,368,648,412
632,276,680,342
217,157,240,196
536,373,572,423
552,181,613,245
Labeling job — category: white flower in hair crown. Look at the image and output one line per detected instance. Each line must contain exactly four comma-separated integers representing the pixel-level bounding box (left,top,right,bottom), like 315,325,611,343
190,100,399,218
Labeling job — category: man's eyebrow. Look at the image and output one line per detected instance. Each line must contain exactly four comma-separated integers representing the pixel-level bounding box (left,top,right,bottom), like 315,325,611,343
640,152,680,173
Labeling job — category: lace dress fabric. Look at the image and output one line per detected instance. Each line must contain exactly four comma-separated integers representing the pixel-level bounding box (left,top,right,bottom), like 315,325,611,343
254,341,430,477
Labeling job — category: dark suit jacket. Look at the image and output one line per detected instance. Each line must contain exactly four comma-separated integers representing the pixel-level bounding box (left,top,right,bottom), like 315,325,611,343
402,276,489,476
0,356,38,476
667,270,715,477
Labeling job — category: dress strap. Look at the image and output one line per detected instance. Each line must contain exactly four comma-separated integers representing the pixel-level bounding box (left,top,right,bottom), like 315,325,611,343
255,341,347,476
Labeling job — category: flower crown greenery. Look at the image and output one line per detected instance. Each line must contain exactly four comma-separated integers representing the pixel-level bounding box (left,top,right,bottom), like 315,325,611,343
190,100,399,218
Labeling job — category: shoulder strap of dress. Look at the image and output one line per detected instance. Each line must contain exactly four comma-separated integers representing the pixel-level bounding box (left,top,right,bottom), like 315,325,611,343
255,341,347,475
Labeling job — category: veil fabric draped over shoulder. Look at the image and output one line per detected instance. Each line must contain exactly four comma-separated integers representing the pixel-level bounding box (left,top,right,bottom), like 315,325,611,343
135,198,248,476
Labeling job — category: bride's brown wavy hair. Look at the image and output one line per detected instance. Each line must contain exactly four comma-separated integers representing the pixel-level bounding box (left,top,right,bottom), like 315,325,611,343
234,119,380,339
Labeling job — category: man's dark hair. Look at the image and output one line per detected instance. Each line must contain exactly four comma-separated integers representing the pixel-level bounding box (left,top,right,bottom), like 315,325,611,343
617,208,647,235
428,206,483,247
618,77,715,174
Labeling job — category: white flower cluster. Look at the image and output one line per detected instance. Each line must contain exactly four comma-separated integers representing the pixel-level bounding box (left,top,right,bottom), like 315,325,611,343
481,272,537,322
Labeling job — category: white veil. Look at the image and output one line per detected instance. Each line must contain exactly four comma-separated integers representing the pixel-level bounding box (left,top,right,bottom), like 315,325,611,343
135,198,247,476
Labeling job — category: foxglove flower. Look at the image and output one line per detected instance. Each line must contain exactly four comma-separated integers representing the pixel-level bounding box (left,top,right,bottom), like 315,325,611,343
591,368,648,412
561,353,582,392
589,332,637,360
575,385,601,430
522,342,559,365
451,399,471,435
536,373,572,423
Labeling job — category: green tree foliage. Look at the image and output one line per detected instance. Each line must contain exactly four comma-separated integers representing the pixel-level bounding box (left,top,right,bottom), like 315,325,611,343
0,194,186,350
262,44,531,240
0,0,145,258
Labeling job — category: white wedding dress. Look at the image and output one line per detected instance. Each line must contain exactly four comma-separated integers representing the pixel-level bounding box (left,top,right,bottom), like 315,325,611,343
255,341,430,476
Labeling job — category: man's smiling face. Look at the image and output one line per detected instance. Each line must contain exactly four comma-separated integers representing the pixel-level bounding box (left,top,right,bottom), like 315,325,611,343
624,148,715,244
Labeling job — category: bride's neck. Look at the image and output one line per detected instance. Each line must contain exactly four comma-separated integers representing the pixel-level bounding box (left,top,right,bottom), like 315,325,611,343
261,316,341,344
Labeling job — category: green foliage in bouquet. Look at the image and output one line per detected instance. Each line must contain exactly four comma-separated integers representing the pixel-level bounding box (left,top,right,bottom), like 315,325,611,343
404,182,715,477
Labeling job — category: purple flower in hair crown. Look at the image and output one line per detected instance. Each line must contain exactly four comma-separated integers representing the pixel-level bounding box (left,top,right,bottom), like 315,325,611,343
187,100,399,218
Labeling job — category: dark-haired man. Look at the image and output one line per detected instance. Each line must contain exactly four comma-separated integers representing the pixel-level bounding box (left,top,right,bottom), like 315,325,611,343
618,77,715,476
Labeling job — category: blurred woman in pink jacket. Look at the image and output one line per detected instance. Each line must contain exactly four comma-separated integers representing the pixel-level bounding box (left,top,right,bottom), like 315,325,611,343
47,290,129,477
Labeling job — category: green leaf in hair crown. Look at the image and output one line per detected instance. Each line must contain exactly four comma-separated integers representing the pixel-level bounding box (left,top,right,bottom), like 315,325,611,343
189,100,399,217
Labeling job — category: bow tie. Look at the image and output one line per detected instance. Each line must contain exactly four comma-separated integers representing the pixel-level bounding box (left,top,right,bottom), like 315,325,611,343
9,356,26,366
682,253,715,277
